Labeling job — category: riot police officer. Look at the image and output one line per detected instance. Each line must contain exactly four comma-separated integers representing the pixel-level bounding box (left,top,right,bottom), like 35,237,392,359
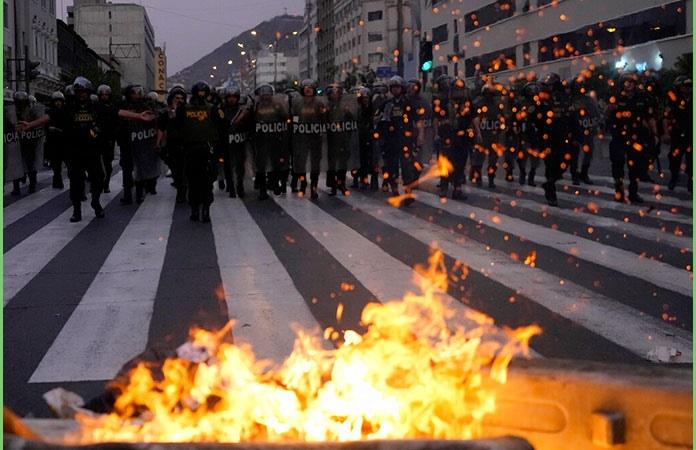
472,83,506,188
95,84,118,193
251,83,289,200
570,78,601,185
606,72,652,203
177,81,218,221
158,85,188,203
291,79,326,198
357,86,378,189
216,86,251,198
517,82,543,187
371,81,389,191
539,73,577,206
46,91,70,189
378,75,421,202
664,75,692,191
12,90,46,194
407,79,433,181
326,83,356,196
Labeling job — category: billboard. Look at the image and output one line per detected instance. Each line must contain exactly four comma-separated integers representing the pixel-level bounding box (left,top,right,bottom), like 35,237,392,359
155,47,167,98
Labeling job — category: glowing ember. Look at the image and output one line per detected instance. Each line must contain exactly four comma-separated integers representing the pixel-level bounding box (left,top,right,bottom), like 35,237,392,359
71,250,539,444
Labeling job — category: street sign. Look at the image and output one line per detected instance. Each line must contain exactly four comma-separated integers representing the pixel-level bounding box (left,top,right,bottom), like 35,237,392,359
376,66,397,78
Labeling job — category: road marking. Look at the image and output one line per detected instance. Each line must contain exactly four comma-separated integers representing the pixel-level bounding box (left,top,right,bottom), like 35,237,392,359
29,183,175,383
4,184,69,227
210,197,328,364
3,172,124,305
343,190,692,363
555,179,693,210
443,181,692,251
414,189,692,297
274,194,518,349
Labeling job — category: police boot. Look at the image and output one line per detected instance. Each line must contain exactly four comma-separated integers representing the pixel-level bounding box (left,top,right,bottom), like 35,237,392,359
452,187,467,201
70,203,82,223
228,182,237,198
291,173,300,193
299,173,308,196
280,170,290,194
327,170,337,196
613,180,625,203
488,171,496,189
11,180,21,196
339,171,349,196
176,187,187,204
28,171,37,193
542,181,558,206
91,197,105,218
120,188,133,205
505,169,514,183
518,169,526,186
104,169,112,193
257,172,269,200
52,174,64,189
471,166,483,187
236,182,245,199
370,172,379,191
580,166,593,185
135,182,145,204
527,169,537,187
351,170,359,188
439,179,448,198
201,205,211,223
271,171,282,196
310,172,319,200
668,173,679,191
190,204,200,221
628,180,644,204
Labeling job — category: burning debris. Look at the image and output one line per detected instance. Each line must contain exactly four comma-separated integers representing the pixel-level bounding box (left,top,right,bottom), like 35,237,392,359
61,250,539,444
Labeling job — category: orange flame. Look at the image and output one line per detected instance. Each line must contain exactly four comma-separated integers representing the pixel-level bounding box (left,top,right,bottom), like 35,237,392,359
72,249,540,444
388,156,455,208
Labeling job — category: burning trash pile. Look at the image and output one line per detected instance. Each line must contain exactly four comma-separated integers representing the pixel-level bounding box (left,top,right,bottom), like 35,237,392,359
67,250,539,444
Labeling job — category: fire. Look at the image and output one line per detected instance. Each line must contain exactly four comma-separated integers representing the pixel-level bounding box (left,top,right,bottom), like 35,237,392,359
71,250,539,444
388,156,454,208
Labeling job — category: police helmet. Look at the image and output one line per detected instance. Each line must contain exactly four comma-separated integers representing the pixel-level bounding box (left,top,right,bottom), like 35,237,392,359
51,91,65,101
481,83,499,96
407,79,422,92
544,72,562,91
674,75,692,88
255,83,275,97
388,75,406,89
222,86,241,98
147,91,160,102
325,83,343,97
90,94,98,103
29,95,37,105
372,81,388,95
97,84,112,96
64,84,75,98
300,79,318,96
124,85,145,102
13,91,29,103
358,86,371,99
191,81,211,99
73,76,93,92
523,82,542,100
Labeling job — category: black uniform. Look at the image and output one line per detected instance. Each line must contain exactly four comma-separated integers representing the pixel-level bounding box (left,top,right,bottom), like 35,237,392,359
379,94,419,194
607,89,650,202
516,96,542,187
435,94,473,197
251,96,289,199
665,88,692,191
357,97,378,189
472,93,506,188
177,98,218,219
15,101,46,192
326,94,357,195
159,103,187,203
540,87,577,205
571,93,601,184
291,95,326,196
46,103,71,189
95,99,119,192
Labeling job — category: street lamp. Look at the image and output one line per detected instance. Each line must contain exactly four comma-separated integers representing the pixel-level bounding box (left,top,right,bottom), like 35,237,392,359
228,60,233,65
241,51,246,56
251,30,257,36
237,43,244,48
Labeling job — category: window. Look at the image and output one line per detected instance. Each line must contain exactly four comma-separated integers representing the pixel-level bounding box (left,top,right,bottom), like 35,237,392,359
522,42,530,66
41,0,46,9
453,18,458,34
368,32,382,42
465,1,515,32
367,10,382,21
465,46,516,77
432,24,448,45
4,2,8,28
368,52,383,64
537,0,686,63
49,0,54,13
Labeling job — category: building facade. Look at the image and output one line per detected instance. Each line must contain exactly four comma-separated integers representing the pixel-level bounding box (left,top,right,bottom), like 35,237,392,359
57,18,121,86
73,1,156,90
420,0,693,84
298,0,318,80
4,0,62,96
255,50,299,85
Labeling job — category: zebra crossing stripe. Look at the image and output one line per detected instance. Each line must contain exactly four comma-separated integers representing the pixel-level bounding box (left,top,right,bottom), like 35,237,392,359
210,198,329,364
456,182,692,250
4,184,69,227
555,179,693,210
274,194,520,351
29,183,176,383
342,190,692,363
3,172,125,305
413,189,692,297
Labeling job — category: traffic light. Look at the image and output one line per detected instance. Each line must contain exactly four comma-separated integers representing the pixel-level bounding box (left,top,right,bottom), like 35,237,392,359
420,40,433,72
26,60,40,81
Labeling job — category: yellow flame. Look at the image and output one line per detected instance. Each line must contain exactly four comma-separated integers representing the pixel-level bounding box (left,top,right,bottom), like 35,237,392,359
72,249,540,444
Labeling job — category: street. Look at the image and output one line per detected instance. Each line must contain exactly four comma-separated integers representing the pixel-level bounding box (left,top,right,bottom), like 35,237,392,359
3,161,693,417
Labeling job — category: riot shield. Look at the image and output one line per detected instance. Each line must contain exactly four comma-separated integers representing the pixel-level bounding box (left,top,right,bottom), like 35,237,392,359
291,95,327,174
3,100,24,182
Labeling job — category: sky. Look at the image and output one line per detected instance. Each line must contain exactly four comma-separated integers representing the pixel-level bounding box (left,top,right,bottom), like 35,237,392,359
60,0,304,76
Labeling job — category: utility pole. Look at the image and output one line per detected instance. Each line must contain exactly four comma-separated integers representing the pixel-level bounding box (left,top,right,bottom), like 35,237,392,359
396,0,404,77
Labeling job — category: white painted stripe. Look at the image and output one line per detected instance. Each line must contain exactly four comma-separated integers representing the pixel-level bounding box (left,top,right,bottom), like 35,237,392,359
342,189,692,363
210,196,329,364
591,173,691,194
274,193,523,353
556,179,692,210
424,179,691,251
3,172,124,305
485,179,692,225
30,183,176,383
414,189,692,296
4,183,69,227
